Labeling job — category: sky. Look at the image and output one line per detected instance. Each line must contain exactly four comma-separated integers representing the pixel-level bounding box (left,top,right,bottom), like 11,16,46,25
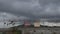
0,0,60,28
0,0,60,20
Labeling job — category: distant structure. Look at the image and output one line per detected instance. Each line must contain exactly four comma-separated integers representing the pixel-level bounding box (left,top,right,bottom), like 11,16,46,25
34,19,40,27
24,20,31,27
40,19,60,27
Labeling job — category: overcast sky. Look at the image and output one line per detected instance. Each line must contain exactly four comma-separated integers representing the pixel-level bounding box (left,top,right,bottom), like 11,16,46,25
0,0,60,28
0,0,60,20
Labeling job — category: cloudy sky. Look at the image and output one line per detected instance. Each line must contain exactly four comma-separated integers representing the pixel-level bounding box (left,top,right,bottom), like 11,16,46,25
0,0,60,28
0,0,60,20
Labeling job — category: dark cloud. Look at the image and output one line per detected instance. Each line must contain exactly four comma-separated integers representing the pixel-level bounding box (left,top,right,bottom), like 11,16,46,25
0,0,60,19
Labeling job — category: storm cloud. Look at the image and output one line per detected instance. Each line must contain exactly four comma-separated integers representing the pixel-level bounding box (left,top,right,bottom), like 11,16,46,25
0,0,60,19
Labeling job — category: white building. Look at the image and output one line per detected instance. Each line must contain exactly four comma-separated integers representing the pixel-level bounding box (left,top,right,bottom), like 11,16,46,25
40,19,60,27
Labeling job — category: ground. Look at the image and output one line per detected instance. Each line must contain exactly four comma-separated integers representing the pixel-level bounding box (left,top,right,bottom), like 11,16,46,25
18,27,60,34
